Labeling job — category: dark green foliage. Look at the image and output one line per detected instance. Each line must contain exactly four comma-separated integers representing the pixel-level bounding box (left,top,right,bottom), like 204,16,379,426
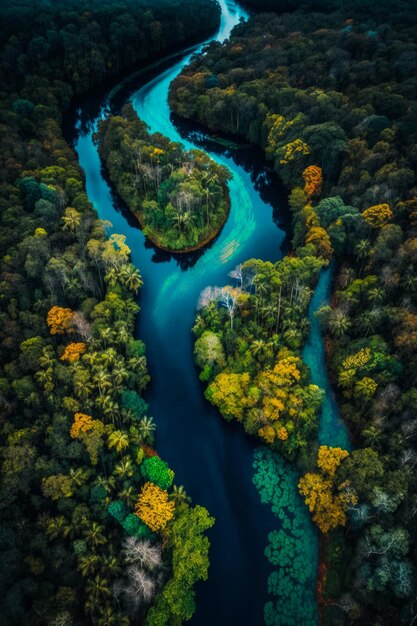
97,105,231,251
0,0,220,623
121,389,148,420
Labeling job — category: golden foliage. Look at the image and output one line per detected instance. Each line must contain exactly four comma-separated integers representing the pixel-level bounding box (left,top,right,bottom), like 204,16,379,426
134,482,175,532
60,342,87,363
299,446,356,534
70,413,94,439
303,165,323,197
305,226,333,259
70,413,105,465
342,347,371,370
46,306,73,335
279,139,311,165
362,203,393,228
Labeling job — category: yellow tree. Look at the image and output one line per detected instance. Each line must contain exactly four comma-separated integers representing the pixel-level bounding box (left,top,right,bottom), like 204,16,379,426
298,446,356,533
70,413,105,465
60,342,87,363
134,482,175,532
47,306,73,335
205,372,251,421
305,226,333,259
362,203,393,228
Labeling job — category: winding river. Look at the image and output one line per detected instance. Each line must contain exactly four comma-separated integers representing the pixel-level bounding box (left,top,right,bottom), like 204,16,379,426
71,1,349,624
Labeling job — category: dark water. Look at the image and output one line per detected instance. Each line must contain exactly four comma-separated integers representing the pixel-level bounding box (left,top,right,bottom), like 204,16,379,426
70,1,349,624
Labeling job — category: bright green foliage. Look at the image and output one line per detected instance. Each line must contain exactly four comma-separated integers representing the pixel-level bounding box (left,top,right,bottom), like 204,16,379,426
141,456,174,490
146,504,214,624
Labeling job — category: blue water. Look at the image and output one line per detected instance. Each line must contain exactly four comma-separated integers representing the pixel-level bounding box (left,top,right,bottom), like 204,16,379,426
71,1,349,624
302,265,351,451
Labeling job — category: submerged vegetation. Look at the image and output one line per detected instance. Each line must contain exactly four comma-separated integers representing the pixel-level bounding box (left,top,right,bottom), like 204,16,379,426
97,105,231,252
0,0,221,623
173,1,417,624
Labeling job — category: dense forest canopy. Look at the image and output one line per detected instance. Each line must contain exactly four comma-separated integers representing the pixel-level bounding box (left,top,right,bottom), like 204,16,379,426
170,3,417,625
0,0,220,624
97,104,231,252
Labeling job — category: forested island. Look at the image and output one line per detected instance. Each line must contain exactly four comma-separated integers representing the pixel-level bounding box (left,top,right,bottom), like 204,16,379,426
1,0,417,625
97,105,231,252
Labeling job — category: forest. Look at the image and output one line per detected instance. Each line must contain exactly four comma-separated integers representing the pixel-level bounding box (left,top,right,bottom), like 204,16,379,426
0,0,220,624
2,0,417,624
97,105,231,252
170,2,417,624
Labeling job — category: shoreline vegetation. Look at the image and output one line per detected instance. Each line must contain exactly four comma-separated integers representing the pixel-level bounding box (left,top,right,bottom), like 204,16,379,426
0,1,222,624
97,104,232,254
170,2,417,624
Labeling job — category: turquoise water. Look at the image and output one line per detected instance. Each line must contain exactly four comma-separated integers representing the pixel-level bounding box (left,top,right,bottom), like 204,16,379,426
71,1,349,623
303,265,351,451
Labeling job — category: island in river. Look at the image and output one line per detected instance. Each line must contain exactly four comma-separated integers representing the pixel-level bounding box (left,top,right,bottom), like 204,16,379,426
97,104,231,253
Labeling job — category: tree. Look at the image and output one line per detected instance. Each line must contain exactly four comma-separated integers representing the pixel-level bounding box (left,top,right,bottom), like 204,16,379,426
46,306,73,334
134,483,175,532
141,456,174,490
60,342,87,363
303,165,323,197
362,203,393,229
218,286,242,330
42,474,74,500
108,430,129,455
298,446,356,533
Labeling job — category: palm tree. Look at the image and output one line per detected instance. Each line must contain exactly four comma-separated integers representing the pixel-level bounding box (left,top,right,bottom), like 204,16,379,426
85,574,111,598
79,554,100,577
328,309,352,338
62,207,81,232
138,416,156,441
339,267,355,289
98,607,120,626
367,287,384,303
121,265,143,294
119,485,136,506
101,554,122,577
169,484,191,506
104,267,119,287
69,467,89,488
251,339,266,358
362,425,382,445
98,327,113,346
46,516,70,540
83,522,107,548
355,239,370,275
108,430,129,454
114,457,133,480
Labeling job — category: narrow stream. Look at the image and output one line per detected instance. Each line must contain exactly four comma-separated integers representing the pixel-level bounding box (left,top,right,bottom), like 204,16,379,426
71,1,349,624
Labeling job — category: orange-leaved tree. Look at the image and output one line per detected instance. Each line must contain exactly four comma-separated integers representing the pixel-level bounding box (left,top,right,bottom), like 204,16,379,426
134,482,175,532
303,165,323,197
47,306,73,335
60,342,87,363
298,445,357,533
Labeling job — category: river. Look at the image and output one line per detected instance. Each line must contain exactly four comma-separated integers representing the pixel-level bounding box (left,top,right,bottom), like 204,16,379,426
71,1,349,624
